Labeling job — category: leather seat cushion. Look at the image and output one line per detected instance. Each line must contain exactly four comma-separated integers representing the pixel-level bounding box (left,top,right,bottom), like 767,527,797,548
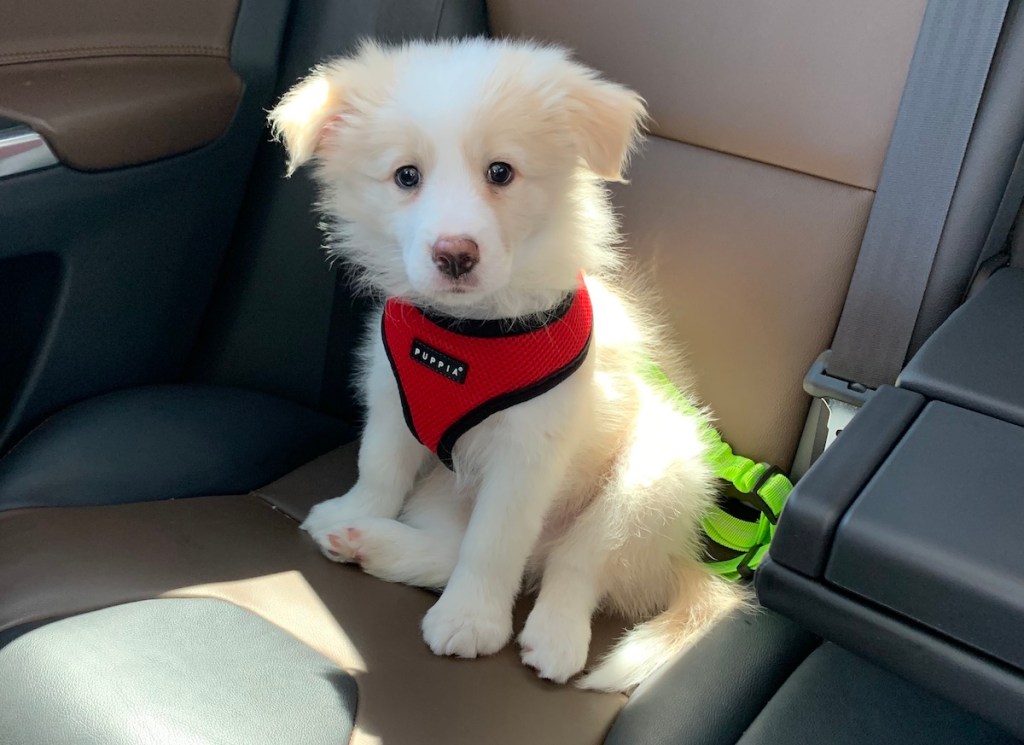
0,444,628,745
0,598,358,745
3,443,1015,745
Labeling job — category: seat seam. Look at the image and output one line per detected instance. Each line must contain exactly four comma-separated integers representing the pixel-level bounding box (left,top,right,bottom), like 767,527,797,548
733,636,825,743
646,132,879,193
0,45,230,65
249,490,304,525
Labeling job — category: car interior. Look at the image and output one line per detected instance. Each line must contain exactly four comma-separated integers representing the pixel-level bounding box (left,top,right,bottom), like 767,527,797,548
2,0,1024,743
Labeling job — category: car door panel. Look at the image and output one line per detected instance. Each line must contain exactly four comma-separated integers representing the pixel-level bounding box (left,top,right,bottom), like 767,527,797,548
0,0,291,451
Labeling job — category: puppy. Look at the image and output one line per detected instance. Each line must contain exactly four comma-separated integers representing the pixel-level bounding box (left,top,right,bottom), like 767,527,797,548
269,38,745,691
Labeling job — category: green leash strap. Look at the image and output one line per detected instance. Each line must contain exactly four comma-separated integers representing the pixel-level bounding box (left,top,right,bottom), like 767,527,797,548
641,362,794,582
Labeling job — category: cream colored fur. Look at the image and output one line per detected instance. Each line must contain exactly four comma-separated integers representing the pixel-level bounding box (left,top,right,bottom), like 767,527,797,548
269,38,747,691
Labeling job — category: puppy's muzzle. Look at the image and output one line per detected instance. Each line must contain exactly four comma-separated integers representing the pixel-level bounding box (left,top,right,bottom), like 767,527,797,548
432,236,479,280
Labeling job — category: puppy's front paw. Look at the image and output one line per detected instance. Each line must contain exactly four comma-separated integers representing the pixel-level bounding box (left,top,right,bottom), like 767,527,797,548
421,587,512,658
318,527,364,564
518,605,591,683
324,519,406,579
302,498,356,535
301,487,390,540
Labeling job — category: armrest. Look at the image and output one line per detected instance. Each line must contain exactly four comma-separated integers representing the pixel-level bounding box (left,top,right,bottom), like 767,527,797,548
757,267,1024,739
769,385,924,577
899,267,1024,425
0,0,243,170
0,58,241,171
825,402,1024,668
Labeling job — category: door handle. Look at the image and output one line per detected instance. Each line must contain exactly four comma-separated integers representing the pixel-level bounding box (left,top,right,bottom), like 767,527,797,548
0,126,57,178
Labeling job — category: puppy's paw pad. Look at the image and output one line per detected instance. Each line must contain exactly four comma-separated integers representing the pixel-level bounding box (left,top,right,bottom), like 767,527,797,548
422,595,511,658
518,609,590,684
341,528,367,562
318,530,357,563
323,519,421,580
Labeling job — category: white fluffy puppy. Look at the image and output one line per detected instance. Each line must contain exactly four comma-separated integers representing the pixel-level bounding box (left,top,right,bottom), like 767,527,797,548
270,38,745,691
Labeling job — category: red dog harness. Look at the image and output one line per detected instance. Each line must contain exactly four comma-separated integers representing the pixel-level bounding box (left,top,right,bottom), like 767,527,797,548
382,277,593,469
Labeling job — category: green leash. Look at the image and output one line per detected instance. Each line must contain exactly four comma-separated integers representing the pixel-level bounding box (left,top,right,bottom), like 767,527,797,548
642,363,794,582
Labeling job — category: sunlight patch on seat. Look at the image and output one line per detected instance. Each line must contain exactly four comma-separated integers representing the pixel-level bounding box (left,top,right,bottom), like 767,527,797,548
162,570,367,674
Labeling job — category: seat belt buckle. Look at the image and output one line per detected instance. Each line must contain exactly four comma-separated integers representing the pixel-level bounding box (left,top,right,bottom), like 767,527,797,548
804,350,874,406
794,351,875,475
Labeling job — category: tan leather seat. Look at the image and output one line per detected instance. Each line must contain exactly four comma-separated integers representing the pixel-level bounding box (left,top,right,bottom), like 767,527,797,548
0,445,627,745
0,1,938,743
491,0,928,468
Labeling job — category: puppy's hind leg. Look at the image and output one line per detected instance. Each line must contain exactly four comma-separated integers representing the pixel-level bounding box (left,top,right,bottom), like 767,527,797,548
326,466,468,590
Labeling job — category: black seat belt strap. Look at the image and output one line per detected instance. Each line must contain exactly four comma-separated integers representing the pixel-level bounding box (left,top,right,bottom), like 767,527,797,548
826,0,1010,391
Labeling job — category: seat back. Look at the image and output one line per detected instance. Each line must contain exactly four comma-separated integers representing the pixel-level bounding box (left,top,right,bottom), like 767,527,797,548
188,0,487,423
489,0,929,467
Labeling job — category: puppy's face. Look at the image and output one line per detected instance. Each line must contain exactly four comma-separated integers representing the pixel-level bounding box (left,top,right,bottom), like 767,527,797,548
270,40,645,310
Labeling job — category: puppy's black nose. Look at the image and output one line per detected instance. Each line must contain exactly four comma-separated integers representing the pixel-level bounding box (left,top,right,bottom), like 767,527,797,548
432,237,479,279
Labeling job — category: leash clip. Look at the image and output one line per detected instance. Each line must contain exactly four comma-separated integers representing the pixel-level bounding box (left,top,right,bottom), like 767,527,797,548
747,465,784,524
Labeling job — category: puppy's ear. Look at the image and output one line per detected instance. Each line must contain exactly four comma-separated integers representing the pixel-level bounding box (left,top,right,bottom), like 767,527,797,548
564,67,648,182
268,65,347,176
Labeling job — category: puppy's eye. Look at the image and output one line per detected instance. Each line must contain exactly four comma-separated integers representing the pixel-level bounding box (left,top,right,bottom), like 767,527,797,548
486,162,514,186
394,165,421,189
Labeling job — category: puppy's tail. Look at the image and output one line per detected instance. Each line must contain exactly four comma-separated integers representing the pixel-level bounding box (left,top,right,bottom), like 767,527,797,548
577,564,751,692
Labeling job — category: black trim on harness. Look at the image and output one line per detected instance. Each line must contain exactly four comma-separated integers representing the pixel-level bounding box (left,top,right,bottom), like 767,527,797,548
418,291,576,338
435,331,592,469
381,314,423,450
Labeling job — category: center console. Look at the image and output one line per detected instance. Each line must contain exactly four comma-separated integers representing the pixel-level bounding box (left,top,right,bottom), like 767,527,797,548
758,267,1024,739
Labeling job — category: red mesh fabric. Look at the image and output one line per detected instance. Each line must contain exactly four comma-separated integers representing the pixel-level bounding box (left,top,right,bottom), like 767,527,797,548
382,277,593,467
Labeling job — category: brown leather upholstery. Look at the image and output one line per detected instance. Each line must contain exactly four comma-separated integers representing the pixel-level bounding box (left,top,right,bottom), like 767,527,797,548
0,445,627,745
614,141,873,467
0,58,241,171
489,0,926,190
0,0,237,65
489,0,928,468
0,0,241,170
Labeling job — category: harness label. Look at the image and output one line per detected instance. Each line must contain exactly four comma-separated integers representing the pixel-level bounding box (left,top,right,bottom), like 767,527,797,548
410,338,468,384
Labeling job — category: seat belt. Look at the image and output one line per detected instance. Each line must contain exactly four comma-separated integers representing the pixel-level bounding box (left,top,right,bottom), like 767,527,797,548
642,363,793,582
825,0,1011,392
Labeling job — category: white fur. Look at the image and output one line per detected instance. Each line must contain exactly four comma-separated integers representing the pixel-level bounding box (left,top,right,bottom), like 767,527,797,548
272,38,747,692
